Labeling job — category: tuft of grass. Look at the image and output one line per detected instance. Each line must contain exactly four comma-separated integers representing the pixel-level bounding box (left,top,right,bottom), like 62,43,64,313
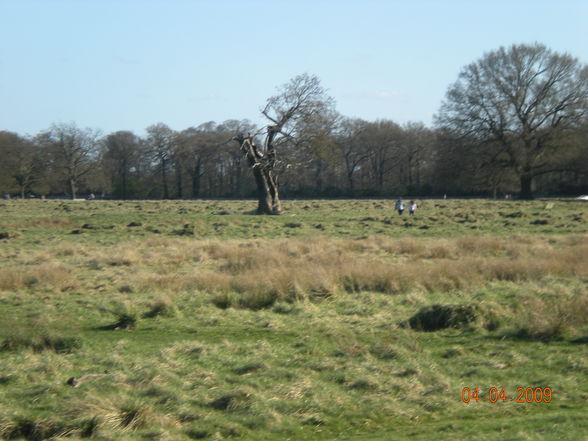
1,329,82,353
272,301,300,314
1,416,68,441
112,312,138,330
369,343,399,360
212,289,279,310
118,401,151,429
513,292,588,341
241,290,280,310
143,296,177,318
78,416,100,438
209,390,252,412
67,395,178,434
100,302,139,330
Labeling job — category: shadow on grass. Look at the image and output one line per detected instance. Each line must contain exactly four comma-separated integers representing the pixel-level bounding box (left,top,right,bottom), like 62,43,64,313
570,335,588,344
93,312,138,331
482,330,587,344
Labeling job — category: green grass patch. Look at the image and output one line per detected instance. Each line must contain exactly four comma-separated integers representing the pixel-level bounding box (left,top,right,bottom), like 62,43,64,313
0,199,586,440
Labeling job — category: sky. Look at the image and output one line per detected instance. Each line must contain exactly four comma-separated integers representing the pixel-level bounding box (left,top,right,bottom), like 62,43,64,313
1,0,587,137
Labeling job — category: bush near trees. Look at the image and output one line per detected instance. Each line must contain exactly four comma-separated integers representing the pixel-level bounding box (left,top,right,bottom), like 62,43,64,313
1,43,587,202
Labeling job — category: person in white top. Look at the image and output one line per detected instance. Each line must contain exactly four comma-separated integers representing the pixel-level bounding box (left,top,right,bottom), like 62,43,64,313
409,200,417,216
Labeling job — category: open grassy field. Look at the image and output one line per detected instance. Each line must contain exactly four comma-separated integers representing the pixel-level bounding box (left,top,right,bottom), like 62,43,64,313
0,198,587,441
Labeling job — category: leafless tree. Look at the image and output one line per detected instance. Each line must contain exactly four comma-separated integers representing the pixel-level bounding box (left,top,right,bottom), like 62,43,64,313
217,120,256,196
0,131,42,198
436,43,588,199
361,120,403,193
102,131,144,199
334,118,369,193
176,124,215,198
399,122,436,192
146,123,175,199
42,123,100,199
233,73,335,214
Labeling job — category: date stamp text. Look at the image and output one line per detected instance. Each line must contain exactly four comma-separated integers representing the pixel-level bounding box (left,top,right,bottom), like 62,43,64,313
461,387,552,403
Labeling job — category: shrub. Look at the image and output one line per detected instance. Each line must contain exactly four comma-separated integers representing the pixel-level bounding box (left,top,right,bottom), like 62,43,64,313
405,304,478,332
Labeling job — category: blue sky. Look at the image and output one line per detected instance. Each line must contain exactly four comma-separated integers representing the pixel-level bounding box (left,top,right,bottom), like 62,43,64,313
1,0,587,136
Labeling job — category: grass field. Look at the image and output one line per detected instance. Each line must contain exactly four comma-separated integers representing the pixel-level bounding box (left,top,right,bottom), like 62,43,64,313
0,198,587,441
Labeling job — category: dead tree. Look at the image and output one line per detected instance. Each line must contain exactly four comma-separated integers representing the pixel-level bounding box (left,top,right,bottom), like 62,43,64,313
233,127,281,214
233,74,334,214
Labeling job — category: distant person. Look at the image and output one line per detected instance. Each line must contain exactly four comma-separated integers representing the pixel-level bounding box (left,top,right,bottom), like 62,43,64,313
86,193,95,200
3,194,10,200
395,198,405,215
409,200,417,216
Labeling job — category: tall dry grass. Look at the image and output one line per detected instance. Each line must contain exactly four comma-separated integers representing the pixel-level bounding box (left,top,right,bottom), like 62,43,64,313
514,291,588,340
129,234,588,308
66,394,179,434
3,234,587,310
0,263,76,292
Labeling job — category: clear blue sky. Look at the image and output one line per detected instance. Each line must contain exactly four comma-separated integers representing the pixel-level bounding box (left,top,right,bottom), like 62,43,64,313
1,0,587,137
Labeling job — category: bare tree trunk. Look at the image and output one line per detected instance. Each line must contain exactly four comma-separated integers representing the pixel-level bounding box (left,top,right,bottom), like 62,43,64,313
520,174,534,200
120,158,128,200
407,155,413,189
161,160,169,199
176,162,183,199
191,157,201,198
69,178,77,199
234,132,281,215
252,166,281,214
347,170,355,194
314,162,322,193
121,170,128,200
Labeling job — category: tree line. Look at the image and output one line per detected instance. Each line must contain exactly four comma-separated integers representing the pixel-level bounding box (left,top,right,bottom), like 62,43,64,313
1,43,587,201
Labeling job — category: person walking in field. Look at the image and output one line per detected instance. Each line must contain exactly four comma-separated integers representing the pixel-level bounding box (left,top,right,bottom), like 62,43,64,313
409,200,417,216
395,198,405,215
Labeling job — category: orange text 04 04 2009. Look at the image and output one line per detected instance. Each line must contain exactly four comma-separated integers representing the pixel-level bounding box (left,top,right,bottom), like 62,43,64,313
461,387,552,404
